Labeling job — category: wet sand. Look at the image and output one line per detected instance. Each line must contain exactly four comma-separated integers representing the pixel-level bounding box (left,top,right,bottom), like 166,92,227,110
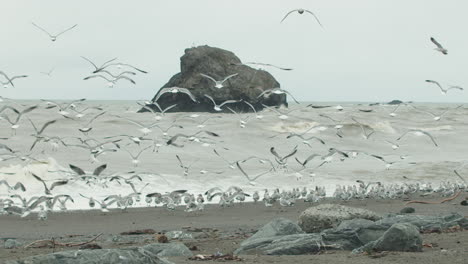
1,193,467,263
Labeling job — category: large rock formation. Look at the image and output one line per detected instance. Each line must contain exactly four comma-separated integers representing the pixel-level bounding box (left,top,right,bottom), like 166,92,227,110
142,45,287,113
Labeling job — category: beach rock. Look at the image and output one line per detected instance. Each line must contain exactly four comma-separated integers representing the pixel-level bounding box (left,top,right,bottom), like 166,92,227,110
353,223,422,253
4,239,21,249
248,218,304,241
4,243,180,264
141,243,193,257
400,207,416,214
387,99,403,105
320,229,363,250
142,45,286,113
235,234,323,255
298,204,382,233
375,213,465,232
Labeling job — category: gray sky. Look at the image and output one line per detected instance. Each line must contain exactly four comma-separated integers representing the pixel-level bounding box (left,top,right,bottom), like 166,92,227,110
1,0,467,102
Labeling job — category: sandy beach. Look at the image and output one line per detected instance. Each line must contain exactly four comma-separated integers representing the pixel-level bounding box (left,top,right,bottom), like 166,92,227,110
1,193,466,263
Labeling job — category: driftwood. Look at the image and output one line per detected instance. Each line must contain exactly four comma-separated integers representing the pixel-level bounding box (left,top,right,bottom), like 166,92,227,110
25,233,103,248
405,191,462,205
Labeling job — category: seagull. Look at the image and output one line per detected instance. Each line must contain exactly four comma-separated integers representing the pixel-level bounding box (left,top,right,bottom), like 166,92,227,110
0,71,28,88
351,117,375,139
200,73,238,89
40,68,55,77
99,62,148,74
430,37,447,55
236,162,272,185
262,104,301,120
166,130,219,147
176,155,199,177
28,119,59,150
425,80,464,95
1,105,38,135
83,74,135,88
281,8,323,27
69,164,107,178
397,129,438,147
204,94,239,112
0,180,26,192
81,56,118,73
227,107,251,128
384,140,400,150
78,111,106,134
295,153,322,167
244,101,264,119
257,88,299,104
113,115,161,135
153,87,198,103
286,133,326,147
103,134,152,146
122,146,151,167
270,145,298,166
409,104,463,121
31,22,78,42
137,102,177,120
319,113,347,137
0,143,14,153
41,98,86,116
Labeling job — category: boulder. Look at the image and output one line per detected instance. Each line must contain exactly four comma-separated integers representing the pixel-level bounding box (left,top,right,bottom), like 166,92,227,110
298,204,382,233
375,213,465,232
4,239,22,249
353,223,422,253
246,218,304,242
142,45,287,113
234,234,323,255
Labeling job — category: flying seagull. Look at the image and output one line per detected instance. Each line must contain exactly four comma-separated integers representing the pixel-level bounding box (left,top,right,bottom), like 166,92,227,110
0,71,28,88
200,73,238,89
257,88,299,104
153,87,198,103
430,37,447,55
31,22,78,42
425,80,463,95
83,74,135,88
204,94,239,111
281,8,323,27
230,62,292,71
397,129,438,147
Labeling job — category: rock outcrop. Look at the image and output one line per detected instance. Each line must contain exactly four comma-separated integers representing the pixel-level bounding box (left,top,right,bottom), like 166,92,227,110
142,45,287,113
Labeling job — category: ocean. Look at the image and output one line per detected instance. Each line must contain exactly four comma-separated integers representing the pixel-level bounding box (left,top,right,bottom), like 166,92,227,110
0,100,466,211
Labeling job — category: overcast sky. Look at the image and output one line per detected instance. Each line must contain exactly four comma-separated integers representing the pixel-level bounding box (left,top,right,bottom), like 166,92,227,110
0,0,467,102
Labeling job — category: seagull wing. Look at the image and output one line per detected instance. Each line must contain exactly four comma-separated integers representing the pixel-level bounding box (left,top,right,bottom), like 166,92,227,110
69,164,86,175
84,75,112,82
38,119,57,135
31,22,52,37
281,9,299,23
221,73,239,83
115,76,136,84
200,73,218,83
93,164,107,176
304,10,324,27
270,147,282,160
55,24,78,37
178,88,198,102
430,37,444,49
425,80,444,92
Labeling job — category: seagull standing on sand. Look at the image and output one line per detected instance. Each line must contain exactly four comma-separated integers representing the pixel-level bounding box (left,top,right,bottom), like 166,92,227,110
281,8,323,27
430,37,447,55
31,22,78,42
425,80,464,95
200,73,238,89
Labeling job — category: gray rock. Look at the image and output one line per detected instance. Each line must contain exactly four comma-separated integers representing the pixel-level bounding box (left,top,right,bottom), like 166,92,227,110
400,207,416,214
336,218,375,230
375,213,465,232
245,218,303,244
298,204,382,233
142,45,286,113
353,223,422,253
141,243,193,257
235,234,323,255
5,243,181,264
4,239,21,249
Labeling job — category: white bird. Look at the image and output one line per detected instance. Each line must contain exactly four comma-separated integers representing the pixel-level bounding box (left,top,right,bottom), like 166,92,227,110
244,101,264,119
113,115,161,135
257,88,299,104
430,37,447,55
137,102,177,120
154,87,198,103
397,129,438,147
204,94,239,112
236,162,272,185
227,107,251,128
78,111,106,134
425,80,464,95
281,8,323,27
200,73,238,89
0,71,28,88
81,56,118,73
31,22,77,42
409,104,463,121
83,74,135,88
122,146,151,167
231,62,293,71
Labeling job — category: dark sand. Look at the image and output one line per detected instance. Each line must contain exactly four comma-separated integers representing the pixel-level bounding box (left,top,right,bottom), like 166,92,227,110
1,193,467,263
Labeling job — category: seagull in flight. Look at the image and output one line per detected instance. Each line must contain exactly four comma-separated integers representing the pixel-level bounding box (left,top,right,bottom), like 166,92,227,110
231,62,293,71
31,22,78,42
200,73,238,89
430,37,447,55
281,8,323,27
425,80,463,95
204,94,239,112
83,74,135,88
0,71,28,88
257,88,299,104
153,87,198,103
397,129,438,147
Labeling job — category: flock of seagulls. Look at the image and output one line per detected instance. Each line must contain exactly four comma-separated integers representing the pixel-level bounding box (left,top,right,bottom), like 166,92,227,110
0,7,467,221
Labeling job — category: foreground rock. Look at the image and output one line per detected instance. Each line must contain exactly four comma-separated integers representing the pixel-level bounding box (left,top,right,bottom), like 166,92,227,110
298,204,382,233
142,45,286,113
353,223,422,253
5,243,192,264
